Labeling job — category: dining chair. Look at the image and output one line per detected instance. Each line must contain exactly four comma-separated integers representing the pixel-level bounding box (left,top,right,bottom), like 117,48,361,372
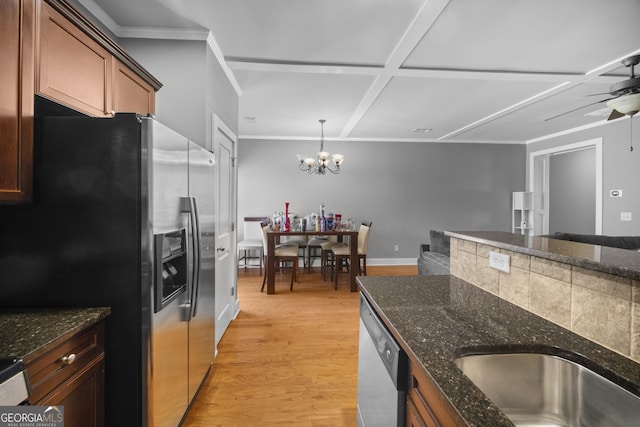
330,223,372,289
280,234,308,270
237,216,268,273
260,225,299,291
320,239,344,281
306,235,337,272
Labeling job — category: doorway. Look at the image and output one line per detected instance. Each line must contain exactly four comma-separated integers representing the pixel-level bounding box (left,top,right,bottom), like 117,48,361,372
529,138,602,235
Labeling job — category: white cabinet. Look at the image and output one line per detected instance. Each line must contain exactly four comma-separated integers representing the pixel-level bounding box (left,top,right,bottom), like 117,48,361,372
512,192,533,235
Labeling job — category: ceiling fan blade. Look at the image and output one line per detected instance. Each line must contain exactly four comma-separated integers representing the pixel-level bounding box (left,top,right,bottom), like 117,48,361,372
607,109,626,121
544,97,614,122
574,91,612,98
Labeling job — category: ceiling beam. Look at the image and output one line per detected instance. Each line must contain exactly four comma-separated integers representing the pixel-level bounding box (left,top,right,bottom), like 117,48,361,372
339,0,451,137
227,60,621,84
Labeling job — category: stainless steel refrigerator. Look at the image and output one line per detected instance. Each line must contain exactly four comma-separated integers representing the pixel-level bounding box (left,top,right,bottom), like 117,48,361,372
0,99,215,427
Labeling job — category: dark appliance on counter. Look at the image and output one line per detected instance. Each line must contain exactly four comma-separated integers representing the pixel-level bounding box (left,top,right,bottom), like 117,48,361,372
357,295,408,427
0,358,30,405
0,97,216,427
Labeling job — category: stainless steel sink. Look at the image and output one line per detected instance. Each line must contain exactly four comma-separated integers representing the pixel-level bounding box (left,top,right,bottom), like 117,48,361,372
455,353,640,427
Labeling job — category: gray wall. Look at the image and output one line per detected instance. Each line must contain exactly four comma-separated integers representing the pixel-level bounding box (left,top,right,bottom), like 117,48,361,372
549,148,596,234
238,140,525,262
119,38,239,147
527,116,639,235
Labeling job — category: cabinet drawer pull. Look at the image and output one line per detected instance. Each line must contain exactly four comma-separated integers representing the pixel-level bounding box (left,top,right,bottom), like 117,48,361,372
61,353,76,365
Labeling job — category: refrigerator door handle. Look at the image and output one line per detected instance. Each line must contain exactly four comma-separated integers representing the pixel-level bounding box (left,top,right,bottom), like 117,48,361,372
190,196,202,319
181,196,201,319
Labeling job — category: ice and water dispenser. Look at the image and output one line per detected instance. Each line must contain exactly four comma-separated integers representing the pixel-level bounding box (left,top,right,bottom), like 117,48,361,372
154,229,187,313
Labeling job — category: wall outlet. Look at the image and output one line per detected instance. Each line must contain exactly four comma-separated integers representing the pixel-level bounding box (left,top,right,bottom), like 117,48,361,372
621,212,632,221
394,244,399,252
489,251,510,273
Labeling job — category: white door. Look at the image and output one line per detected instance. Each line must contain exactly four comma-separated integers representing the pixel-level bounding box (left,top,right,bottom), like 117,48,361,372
212,114,238,346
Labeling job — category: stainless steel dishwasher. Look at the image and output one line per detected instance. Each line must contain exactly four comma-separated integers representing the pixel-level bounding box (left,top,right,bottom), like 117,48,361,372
357,295,408,427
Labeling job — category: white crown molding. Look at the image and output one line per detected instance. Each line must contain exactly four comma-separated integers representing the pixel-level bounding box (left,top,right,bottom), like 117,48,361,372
79,0,209,40
205,33,243,96
78,0,242,97
77,0,122,34
118,26,209,40
238,135,524,144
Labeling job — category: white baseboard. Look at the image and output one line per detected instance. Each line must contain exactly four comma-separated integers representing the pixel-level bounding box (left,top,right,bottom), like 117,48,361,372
367,258,417,266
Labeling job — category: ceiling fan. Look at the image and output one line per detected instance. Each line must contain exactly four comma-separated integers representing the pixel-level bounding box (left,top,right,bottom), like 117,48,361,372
546,55,640,122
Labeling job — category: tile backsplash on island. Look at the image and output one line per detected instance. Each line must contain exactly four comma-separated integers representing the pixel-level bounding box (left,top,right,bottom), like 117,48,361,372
450,237,640,362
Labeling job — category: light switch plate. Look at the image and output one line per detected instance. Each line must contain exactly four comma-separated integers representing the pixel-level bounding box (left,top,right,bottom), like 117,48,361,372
489,251,510,273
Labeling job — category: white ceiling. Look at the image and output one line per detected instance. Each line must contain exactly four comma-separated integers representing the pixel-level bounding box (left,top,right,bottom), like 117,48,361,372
82,0,640,144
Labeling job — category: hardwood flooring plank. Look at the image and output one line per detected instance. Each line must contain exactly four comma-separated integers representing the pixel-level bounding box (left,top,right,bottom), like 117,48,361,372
182,265,417,426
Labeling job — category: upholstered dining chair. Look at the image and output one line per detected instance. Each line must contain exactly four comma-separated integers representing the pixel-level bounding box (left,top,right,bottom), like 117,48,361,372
280,234,308,270
260,225,299,292
306,235,336,272
318,239,343,281
330,222,372,289
306,236,323,271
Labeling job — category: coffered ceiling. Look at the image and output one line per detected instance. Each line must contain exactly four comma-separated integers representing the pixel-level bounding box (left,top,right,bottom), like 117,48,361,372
82,0,640,144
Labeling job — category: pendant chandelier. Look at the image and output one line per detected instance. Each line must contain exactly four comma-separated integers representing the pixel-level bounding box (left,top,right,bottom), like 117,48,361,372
297,119,344,175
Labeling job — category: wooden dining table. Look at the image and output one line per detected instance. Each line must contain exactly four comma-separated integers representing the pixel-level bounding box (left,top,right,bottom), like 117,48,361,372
266,229,359,294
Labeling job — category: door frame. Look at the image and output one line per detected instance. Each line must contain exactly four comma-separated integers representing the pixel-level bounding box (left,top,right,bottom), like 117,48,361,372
211,113,239,344
528,138,603,235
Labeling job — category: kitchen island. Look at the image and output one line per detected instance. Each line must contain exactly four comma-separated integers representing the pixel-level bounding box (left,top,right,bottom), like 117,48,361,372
446,230,640,280
357,275,640,426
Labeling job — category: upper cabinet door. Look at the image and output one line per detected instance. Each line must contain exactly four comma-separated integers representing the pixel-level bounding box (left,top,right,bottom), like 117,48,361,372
113,59,156,116
1,0,161,203
37,1,112,117
0,0,35,203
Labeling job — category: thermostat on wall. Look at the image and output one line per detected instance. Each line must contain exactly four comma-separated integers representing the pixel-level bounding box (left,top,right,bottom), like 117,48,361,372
610,189,623,197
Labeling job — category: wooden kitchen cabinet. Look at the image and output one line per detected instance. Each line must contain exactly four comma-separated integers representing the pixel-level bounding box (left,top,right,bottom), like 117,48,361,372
28,321,105,427
1,0,162,203
37,1,113,117
36,0,162,117
0,0,35,203
37,2,158,117
113,59,156,116
407,394,430,427
407,358,465,427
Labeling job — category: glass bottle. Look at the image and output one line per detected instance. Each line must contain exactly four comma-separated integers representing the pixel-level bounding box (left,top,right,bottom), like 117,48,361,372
284,202,291,232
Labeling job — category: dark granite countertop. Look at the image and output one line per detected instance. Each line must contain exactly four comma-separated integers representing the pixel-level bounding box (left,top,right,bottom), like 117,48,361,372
447,230,640,281
0,307,111,363
357,275,640,427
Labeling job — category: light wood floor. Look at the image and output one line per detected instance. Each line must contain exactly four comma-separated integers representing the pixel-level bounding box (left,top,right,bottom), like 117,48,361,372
182,264,417,427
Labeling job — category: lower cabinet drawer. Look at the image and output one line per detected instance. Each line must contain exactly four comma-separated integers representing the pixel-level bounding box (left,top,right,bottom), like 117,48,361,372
408,384,440,427
28,321,105,403
37,354,105,427
407,392,433,427
408,359,465,427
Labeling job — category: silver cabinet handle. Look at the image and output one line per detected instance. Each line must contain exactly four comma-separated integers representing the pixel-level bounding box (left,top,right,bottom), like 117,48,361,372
61,353,76,365
217,247,225,252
